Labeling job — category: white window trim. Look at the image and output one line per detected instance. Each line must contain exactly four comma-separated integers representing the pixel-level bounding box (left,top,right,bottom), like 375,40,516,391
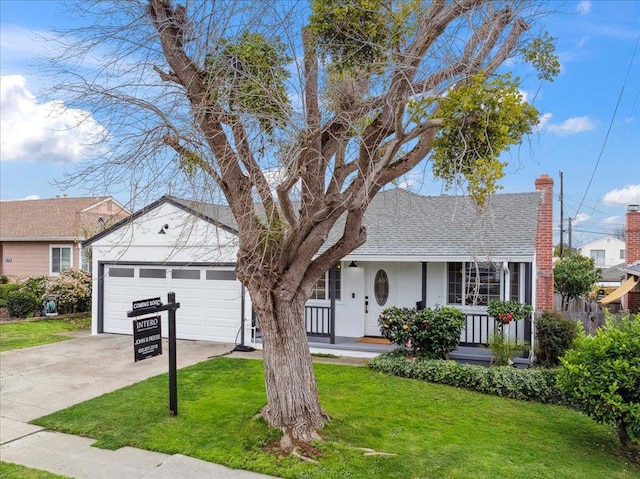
309,267,342,302
50,244,73,276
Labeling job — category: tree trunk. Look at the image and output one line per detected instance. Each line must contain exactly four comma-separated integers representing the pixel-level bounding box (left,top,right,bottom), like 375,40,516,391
254,293,329,451
618,422,640,452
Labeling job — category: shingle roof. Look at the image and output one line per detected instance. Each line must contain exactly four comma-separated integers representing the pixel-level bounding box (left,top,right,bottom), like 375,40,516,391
85,189,541,259
169,197,238,232
600,263,625,283
323,188,541,258
0,197,129,240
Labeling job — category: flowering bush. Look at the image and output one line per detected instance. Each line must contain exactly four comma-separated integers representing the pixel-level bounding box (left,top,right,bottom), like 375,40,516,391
378,305,466,359
487,300,533,326
378,306,414,349
45,268,92,314
21,275,48,300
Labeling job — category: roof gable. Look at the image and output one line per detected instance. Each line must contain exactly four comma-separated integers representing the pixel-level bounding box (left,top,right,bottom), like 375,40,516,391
577,235,625,251
83,196,236,246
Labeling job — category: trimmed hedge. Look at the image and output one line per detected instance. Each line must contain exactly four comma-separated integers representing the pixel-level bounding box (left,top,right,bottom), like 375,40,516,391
369,351,566,405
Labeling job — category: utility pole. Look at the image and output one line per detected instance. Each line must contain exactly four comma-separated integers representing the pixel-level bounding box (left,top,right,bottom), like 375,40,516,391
559,171,564,258
568,217,573,256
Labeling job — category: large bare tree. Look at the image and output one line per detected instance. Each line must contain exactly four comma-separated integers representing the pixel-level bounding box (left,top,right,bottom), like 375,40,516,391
51,0,557,450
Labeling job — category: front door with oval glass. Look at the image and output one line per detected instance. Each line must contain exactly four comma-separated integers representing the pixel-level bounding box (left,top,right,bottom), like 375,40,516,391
365,263,396,336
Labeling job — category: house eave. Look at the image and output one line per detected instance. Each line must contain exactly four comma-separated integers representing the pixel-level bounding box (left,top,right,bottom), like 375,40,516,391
0,237,81,242
340,254,535,263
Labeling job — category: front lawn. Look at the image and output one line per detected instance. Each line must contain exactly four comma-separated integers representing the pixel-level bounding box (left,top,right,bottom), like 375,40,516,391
32,358,638,479
0,317,90,352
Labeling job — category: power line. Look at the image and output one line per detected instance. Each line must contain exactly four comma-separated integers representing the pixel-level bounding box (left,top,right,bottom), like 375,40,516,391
575,33,640,217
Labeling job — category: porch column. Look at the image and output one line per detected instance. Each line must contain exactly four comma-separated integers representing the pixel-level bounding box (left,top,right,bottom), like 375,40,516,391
329,265,337,344
421,262,427,309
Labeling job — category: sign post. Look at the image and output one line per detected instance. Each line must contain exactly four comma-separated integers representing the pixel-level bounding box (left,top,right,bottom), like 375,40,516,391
167,292,178,416
128,293,181,416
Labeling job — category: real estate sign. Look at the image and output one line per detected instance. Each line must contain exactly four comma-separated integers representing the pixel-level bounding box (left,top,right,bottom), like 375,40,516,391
133,315,162,362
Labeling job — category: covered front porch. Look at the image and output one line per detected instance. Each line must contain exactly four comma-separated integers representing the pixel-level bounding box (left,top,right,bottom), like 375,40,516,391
249,259,534,364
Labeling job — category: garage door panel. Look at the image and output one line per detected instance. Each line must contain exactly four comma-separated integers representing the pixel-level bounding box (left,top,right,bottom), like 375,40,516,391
103,265,241,342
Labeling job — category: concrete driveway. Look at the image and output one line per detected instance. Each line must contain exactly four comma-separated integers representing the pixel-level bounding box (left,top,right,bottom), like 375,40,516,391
0,332,276,478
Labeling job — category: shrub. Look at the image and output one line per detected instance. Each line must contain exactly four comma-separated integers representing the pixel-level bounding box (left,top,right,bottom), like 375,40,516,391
412,306,466,359
487,333,527,366
7,290,41,318
369,352,565,405
0,275,8,284
0,283,21,308
535,311,578,367
557,313,640,451
45,268,92,314
378,306,466,359
21,275,48,300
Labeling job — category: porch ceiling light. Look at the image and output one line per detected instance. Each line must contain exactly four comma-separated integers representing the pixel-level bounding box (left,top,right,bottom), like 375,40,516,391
349,261,358,268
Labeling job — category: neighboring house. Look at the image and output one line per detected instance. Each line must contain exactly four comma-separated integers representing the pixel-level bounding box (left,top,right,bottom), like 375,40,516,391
601,205,640,312
577,235,625,268
0,196,129,280
84,175,554,355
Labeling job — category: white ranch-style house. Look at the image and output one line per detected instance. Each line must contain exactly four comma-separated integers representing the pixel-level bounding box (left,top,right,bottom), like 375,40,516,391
577,235,625,269
84,175,554,359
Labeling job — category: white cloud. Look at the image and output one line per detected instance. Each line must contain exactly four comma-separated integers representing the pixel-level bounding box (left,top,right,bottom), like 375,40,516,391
602,216,622,225
573,213,590,226
602,184,640,206
577,1,592,15
545,116,594,136
21,195,41,200
536,112,553,130
0,75,107,164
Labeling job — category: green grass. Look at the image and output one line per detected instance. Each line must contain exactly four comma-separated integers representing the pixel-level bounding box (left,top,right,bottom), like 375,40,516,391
32,358,638,479
0,317,90,352
0,462,69,479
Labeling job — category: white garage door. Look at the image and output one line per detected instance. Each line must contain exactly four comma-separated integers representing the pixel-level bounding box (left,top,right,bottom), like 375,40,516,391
102,264,242,343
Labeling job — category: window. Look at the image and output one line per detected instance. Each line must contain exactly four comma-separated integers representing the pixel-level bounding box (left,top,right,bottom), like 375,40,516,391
80,247,92,273
620,249,626,260
509,262,520,301
447,262,501,306
140,269,166,279
374,270,389,306
590,250,605,267
206,270,236,281
50,245,72,275
172,269,200,280
309,265,342,300
108,267,134,277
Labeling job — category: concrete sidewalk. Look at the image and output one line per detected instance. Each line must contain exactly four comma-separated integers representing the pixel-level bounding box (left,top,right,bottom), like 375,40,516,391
0,332,278,478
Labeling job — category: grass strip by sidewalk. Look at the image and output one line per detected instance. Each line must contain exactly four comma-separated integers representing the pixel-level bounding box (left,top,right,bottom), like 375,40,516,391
0,317,90,352
32,357,638,479
0,461,69,479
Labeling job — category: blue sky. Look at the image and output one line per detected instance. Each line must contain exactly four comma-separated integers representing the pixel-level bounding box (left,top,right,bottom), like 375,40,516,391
1,0,639,247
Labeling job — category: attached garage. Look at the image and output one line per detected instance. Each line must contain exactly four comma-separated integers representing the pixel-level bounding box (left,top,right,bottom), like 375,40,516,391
98,263,244,343
85,196,251,345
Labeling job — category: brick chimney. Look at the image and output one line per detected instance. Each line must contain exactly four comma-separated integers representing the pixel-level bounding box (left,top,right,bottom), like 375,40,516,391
535,174,554,311
625,204,640,312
